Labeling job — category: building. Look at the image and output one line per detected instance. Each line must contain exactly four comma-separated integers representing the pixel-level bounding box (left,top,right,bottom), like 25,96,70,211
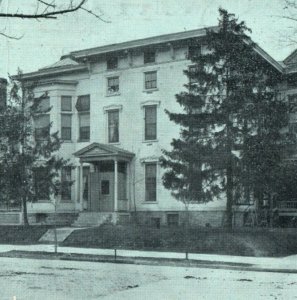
4,27,297,227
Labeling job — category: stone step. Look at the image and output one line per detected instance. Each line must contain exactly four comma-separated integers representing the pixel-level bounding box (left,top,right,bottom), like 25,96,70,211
39,227,76,243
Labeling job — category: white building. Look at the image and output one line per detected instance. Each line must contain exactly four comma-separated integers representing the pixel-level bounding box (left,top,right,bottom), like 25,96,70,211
11,27,294,227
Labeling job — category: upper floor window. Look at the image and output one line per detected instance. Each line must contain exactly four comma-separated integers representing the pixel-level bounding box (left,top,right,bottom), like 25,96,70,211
144,71,157,90
34,96,50,141
188,44,201,59
145,163,157,202
76,95,90,141
61,96,72,141
144,50,155,64
144,105,157,140
107,76,119,95
188,65,198,85
108,110,119,143
61,166,72,201
107,56,118,70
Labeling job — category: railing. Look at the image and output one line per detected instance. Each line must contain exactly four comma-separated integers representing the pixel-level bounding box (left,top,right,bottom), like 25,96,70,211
278,201,297,210
0,201,21,212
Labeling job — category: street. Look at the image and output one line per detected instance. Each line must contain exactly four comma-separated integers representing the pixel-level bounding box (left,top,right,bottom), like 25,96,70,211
0,257,297,300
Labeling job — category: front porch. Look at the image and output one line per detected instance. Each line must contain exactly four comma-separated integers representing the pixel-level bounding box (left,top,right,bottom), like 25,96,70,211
74,143,135,216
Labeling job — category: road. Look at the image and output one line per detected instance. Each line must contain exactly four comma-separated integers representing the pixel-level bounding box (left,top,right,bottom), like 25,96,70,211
0,256,297,300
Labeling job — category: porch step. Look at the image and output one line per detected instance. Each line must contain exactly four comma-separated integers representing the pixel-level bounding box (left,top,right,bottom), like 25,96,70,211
39,227,77,243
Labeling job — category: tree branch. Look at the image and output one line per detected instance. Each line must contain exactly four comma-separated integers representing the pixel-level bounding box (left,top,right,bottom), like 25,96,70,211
0,31,23,40
80,6,111,23
37,0,56,8
0,0,86,19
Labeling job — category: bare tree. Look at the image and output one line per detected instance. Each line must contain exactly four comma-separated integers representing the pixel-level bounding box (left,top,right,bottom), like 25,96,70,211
0,0,109,39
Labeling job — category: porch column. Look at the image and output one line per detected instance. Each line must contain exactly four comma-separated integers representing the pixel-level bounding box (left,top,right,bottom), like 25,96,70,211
79,162,83,205
114,160,118,211
126,162,131,211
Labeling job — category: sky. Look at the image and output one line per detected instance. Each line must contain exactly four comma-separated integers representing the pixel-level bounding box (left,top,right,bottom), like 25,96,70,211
0,0,297,78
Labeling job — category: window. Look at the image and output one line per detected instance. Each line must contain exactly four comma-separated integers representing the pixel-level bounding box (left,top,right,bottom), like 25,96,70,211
61,96,72,111
289,94,297,135
61,114,72,140
101,180,110,195
61,167,72,201
145,105,157,140
188,65,198,85
107,56,118,70
107,77,119,95
108,110,119,143
107,110,119,144
145,163,157,202
61,96,72,141
151,217,161,229
167,214,179,227
76,95,90,141
144,50,155,64
188,44,201,59
144,71,157,90
33,167,49,200
34,97,50,141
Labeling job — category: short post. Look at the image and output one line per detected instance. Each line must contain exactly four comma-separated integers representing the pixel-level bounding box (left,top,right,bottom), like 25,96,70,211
114,248,117,261
185,251,188,260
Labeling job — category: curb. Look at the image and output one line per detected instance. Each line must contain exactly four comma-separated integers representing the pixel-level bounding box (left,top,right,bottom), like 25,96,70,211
1,250,297,274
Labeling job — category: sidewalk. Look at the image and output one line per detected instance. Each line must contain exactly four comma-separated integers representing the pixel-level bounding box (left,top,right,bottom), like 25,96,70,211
0,243,296,272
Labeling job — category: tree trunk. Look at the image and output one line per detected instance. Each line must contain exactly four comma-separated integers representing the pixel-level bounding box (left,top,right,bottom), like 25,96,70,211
226,161,233,228
22,195,29,226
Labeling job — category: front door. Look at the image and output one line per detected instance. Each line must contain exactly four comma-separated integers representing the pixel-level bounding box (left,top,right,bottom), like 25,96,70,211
99,172,114,212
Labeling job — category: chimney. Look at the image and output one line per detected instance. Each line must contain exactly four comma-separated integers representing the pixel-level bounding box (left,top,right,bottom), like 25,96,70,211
0,78,7,110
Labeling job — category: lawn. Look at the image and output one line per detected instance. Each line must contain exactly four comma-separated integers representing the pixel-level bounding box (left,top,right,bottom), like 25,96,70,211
62,224,297,257
0,225,51,244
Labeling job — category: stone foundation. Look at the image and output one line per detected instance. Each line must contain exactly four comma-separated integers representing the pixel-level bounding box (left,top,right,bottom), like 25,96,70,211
132,210,226,227
27,212,78,226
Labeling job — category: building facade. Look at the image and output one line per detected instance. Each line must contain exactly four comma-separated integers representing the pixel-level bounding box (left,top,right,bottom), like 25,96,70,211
7,28,297,227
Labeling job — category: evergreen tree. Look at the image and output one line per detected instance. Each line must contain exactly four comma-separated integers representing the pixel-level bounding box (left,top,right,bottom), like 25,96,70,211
0,71,72,225
161,8,290,228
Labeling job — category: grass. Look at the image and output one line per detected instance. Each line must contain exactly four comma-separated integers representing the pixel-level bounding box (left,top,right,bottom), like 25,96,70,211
62,224,297,257
0,225,51,244
0,224,296,257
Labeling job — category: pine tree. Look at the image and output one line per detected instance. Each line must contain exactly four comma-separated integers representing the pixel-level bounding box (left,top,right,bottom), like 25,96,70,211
161,8,290,228
0,71,72,225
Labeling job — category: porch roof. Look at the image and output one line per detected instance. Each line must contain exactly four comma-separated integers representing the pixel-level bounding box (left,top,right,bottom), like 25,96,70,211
73,142,135,162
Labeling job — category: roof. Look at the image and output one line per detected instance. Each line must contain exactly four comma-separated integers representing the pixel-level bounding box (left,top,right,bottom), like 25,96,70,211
73,142,135,162
67,27,218,59
20,26,285,80
40,57,80,70
17,63,87,81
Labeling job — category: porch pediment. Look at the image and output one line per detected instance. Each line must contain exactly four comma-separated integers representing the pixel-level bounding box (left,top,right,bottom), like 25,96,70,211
73,142,134,162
